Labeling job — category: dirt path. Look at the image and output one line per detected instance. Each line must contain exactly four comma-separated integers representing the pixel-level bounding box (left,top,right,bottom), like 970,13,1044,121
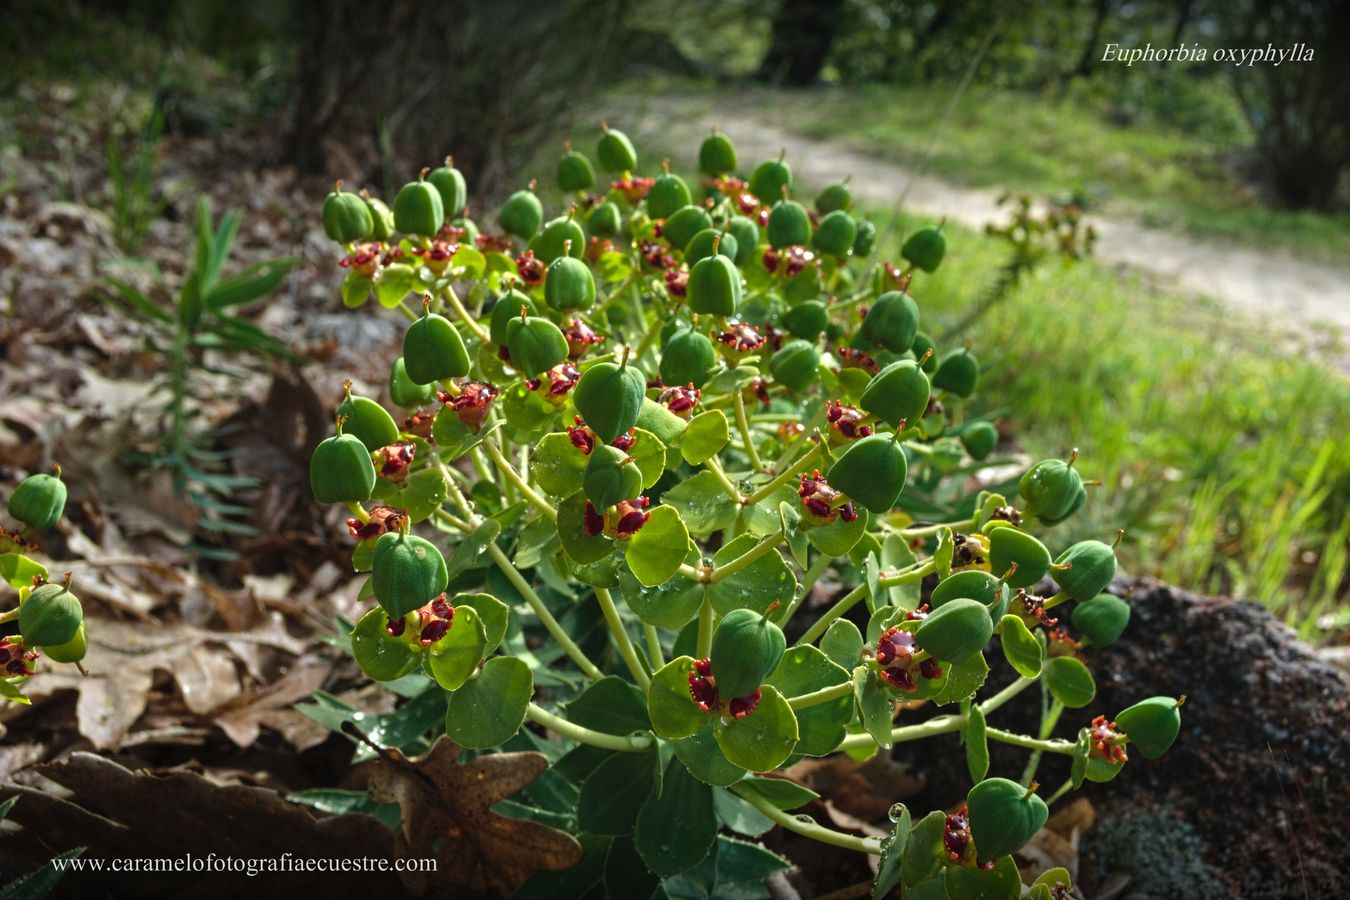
623,98,1350,364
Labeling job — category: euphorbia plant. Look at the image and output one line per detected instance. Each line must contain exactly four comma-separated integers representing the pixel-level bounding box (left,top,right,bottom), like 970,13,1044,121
314,124,1182,899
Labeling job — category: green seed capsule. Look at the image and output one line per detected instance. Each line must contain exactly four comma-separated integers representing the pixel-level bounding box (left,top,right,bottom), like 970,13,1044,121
337,389,399,453
687,253,742,317
660,327,716,388
1115,696,1183,759
587,201,622,239
323,185,374,243
987,526,1051,587
901,226,946,273
684,228,737,265
1019,459,1086,526
662,205,713,251
914,597,992,664
365,196,395,241
557,149,597,192
451,216,479,244
505,314,569,378
1053,540,1117,600
371,532,449,619
489,289,539,345
959,421,999,460
402,311,470,384
535,216,587,263
781,300,828,339
393,178,444,238
967,777,1048,864
544,255,596,311
933,349,979,398
859,291,920,353
748,157,793,205
427,158,467,221
42,620,87,663
815,180,852,214
709,607,787,699
698,130,738,176
852,219,877,256
910,332,938,372
727,215,760,267
20,581,83,647
596,125,638,173
930,569,1004,609
812,210,857,256
768,338,820,391
767,199,812,249
309,432,376,504
826,433,907,513
573,357,646,443
8,471,66,532
498,188,543,238
389,356,437,408
1071,595,1130,646
647,169,693,220
583,445,642,511
860,359,931,429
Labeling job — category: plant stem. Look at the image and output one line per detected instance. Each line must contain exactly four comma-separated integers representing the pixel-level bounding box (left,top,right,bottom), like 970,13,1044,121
525,703,652,752
1021,698,1066,784
987,727,1075,755
595,587,651,690
709,529,785,583
733,390,766,473
787,680,854,710
488,543,603,681
731,785,881,856
443,284,490,342
0,608,19,624
895,520,968,540
832,676,1038,753
644,623,665,669
878,559,937,588
483,439,557,521
1044,778,1074,806
346,501,370,525
696,590,714,659
745,443,823,506
795,584,866,646
778,553,833,626
703,456,743,502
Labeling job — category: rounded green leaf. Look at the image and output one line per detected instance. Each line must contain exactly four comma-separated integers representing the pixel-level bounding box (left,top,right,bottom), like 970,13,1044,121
425,606,487,691
628,428,668,489
661,471,740,537
558,492,614,564
648,656,706,739
350,608,419,682
999,614,1044,678
903,810,947,887
713,685,799,772
708,534,797,617
452,592,509,654
619,557,704,629
567,675,652,735
1043,656,1096,708
626,505,691,587
578,748,659,836
673,724,747,787
944,856,1021,899
820,619,865,671
805,507,868,557
965,704,989,783
444,656,532,748
766,646,852,756
681,410,729,465
634,758,718,877
530,433,587,497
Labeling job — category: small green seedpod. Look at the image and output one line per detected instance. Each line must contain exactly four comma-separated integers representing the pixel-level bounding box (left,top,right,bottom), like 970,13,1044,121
1070,594,1130,646
587,201,622,239
535,215,587,263
1053,540,1118,600
901,224,946,273
684,229,738,265
687,252,742,317
768,338,820,392
709,606,787,699
815,178,852,214
8,470,67,532
1019,457,1087,526
812,210,857,256
402,308,470,385
727,215,760,267
699,128,738,176
371,531,449,619
660,327,716,388
557,146,597,193
826,433,907,514
309,430,376,504
393,172,445,238
583,445,642,512
573,352,646,443
852,218,877,256
748,155,793,204
596,122,638,172
987,527,1051,588
910,332,938,373
337,384,399,453
933,348,979,398
860,359,931,429
544,254,597,311
859,290,920,353
389,356,437,408
914,597,993,664
647,165,693,220
959,421,999,460
42,620,87,663
781,300,829,339
661,205,713,251
505,312,570,378
966,777,1048,864
767,199,812,249
489,289,539,345
364,194,395,241
1115,695,1184,759
427,157,468,220
930,569,1004,612
498,186,544,239
322,181,374,243
19,580,83,647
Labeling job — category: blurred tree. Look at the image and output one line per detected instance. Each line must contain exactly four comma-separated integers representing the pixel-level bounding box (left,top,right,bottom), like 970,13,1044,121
754,0,847,85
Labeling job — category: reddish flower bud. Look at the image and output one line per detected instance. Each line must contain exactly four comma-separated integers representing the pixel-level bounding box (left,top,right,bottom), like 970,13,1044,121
376,441,416,482
439,381,499,432
515,249,545,284
658,384,701,418
563,319,605,359
1089,715,1129,764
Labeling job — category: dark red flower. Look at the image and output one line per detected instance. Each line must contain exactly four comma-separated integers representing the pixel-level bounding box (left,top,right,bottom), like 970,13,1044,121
727,689,762,718
582,501,605,536
613,497,651,537
338,242,383,277
1089,715,1129,764
826,400,873,441
689,657,718,711
658,384,701,418
944,808,975,865
411,239,459,273
346,505,407,541
0,636,37,677
477,233,516,254
836,346,881,373
515,249,545,284
564,319,605,359
439,381,499,432
716,322,766,355
376,442,416,482
568,419,596,455
612,176,654,204
664,267,689,298
798,470,846,523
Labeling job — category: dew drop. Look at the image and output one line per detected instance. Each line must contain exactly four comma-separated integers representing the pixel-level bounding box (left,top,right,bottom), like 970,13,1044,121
887,802,906,823
794,814,814,824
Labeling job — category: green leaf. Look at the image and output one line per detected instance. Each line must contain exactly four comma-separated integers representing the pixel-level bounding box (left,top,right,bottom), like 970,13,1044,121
734,775,819,811
708,534,796,617
629,428,668,489
965,704,990,782
873,803,910,900
944,855,1021,899
374,262,417,308
444,656,532,748
385,466,448,523
0,847,84,900
714,835,792,885
634,758,718,877
1043,656,1096,708
451,243,487,279
712,789,775,837
714,685,797,772
766,646,852,756
854,665,893,749
820,619,865,671
558,492,614,564
1072,727,1091,788
342,271,372,308
881,533,920,609
514,516,560,570
661,470,739,537
934,527,955,578
0,678,31,706
1033,867,1073,890
287,788,400,830
779,500,809,568
567,675,651,735
445,517,502,579
648,657,707,739
739,485,795,537
604,835,660,900
999,614,1044,678
206,257,297,309
530,433,588,497
425,606,487,690
702,365,759,396
0,554,47,590
626,505,691,587
578,748,660,835
681,410,729,465
350,608,420,682
619,557,704,629
932,652,990,705
805,507,868,557
902,810,947,887
673,723,747,787
453,592,510,654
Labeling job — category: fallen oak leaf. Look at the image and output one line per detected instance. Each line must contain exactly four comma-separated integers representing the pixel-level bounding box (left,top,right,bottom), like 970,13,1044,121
367,736,583,899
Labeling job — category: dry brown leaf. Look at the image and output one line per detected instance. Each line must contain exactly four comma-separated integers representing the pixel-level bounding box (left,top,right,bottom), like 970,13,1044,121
785,751,923,822
368,738,583,898
213,656,333,748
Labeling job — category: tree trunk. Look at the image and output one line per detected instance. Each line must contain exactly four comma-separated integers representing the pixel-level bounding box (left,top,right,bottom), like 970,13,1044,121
1073,0,1112,78
754,0,846,87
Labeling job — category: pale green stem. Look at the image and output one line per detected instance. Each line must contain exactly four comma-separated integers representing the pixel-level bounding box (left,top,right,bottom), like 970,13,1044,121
832,675,1038,753
745,443,823,506
1044,778,1074,806
777,552,833,626
396,300,420,322
730,785,881,855
483,439,557,522
795,584,866,647
1021,698,1066,785
895,520,970,540
696,590,714,659
787,680,854,710
878,559,937,588
595,587,651,690
709,529,785,584
733,390,766,474
443,283,490,343
346,501,370,524
644,623,665,669
703,456,743,502
526,703,652,752
988,727,1075,756
0,608,19,624
489,543,603,681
